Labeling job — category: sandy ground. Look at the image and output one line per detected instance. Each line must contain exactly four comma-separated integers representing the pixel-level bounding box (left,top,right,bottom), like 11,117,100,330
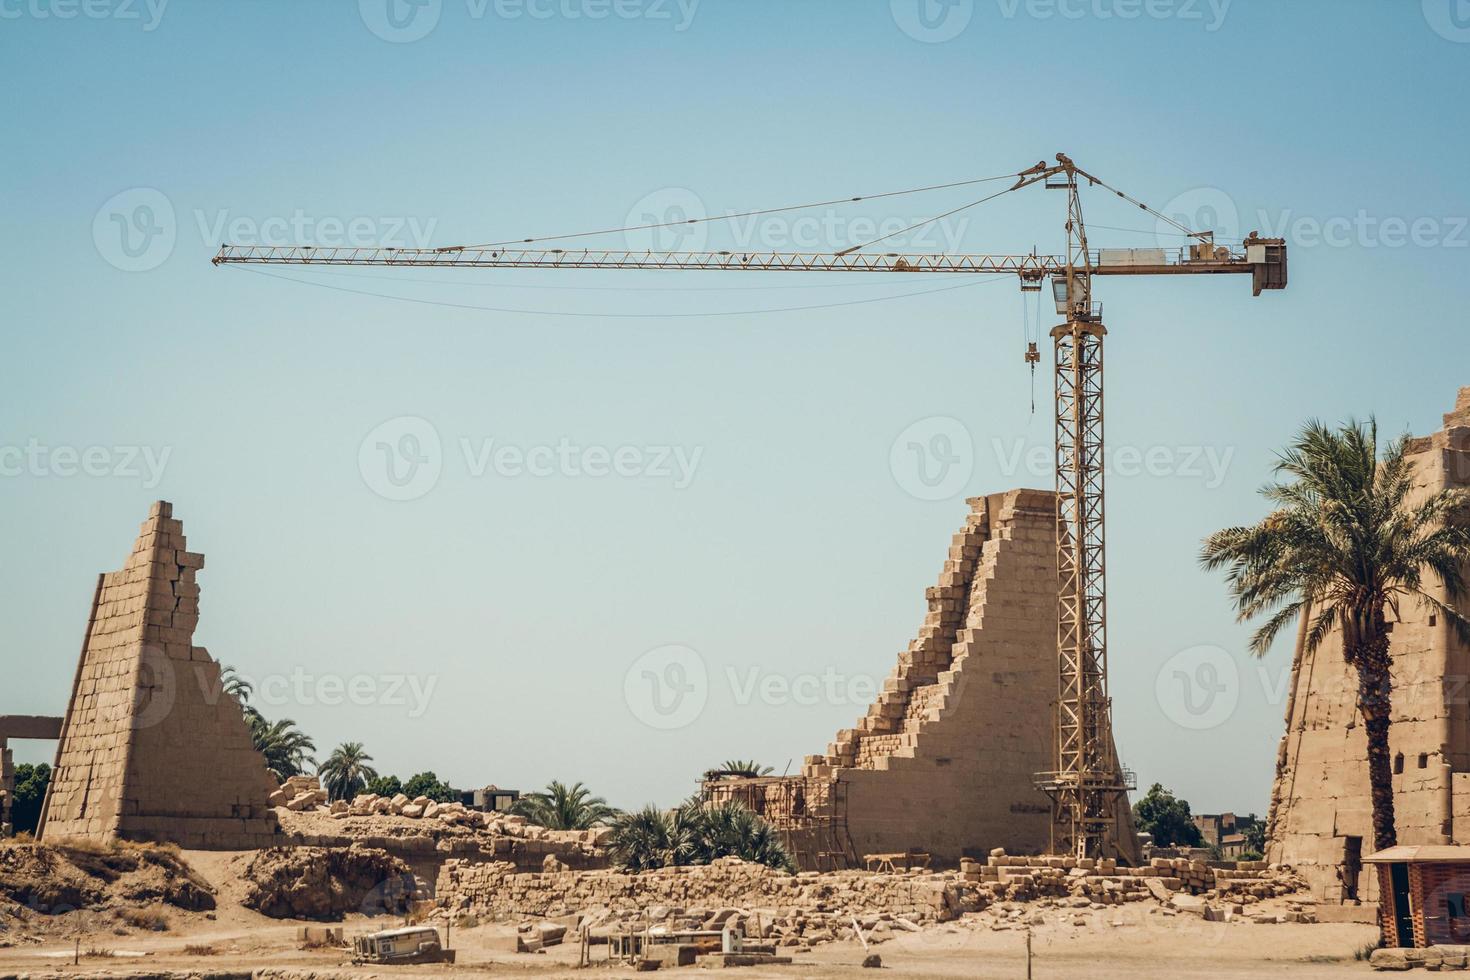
0,849,1381,978
0,915,1384,978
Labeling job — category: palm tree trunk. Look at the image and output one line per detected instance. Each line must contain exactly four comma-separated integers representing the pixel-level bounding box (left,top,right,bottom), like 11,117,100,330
1353,628,1398,852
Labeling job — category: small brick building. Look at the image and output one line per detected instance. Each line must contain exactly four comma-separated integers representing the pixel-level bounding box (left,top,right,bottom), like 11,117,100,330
1366,845,1470,948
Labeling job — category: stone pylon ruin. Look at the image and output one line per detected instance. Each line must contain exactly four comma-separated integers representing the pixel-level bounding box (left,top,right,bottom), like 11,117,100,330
1269,388,1470,900
708,488,1138,867
39,502,281,848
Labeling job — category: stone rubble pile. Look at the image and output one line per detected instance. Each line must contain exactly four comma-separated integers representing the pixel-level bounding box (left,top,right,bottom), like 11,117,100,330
270,775,328,812
437,856,982,949
970,850,1306,906
434,850,1311,950
266,788,610,872
1371,946,1470,972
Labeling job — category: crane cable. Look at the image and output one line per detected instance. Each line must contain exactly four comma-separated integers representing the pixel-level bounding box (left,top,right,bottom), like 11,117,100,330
450,171,1023,251
1087,175,1207,241
1021,284,1042,414
833,183,1019,257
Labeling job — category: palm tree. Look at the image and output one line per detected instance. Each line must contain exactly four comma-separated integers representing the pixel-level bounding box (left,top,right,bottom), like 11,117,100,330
608,804,698,871
318,742,379,802
608,799,794,872
1202,419,1470,851
703,759,774,780
689,798,795,870
220,664,253,705
510,780,617,830
249,714,317,783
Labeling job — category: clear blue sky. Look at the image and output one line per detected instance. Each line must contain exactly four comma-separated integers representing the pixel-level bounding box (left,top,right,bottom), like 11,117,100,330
4,0,1469,818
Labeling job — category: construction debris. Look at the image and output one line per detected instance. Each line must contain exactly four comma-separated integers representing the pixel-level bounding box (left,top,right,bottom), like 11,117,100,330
434,850,1308,954
239,846,423,921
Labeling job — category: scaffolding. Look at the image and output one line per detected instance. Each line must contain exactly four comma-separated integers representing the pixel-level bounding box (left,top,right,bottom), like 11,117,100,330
702,775,857,871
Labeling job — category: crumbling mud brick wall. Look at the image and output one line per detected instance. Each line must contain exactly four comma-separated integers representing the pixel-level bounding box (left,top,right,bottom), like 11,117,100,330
717,489,1136,866
39,502,281,849
1269,389,1470,901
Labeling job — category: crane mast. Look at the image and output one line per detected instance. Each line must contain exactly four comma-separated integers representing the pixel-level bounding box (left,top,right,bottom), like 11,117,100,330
213,154,1288,861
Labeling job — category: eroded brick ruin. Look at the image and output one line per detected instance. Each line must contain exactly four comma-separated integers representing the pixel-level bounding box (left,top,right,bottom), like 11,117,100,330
1269,388,1470,900
38,502,281,848
710,488,1137,867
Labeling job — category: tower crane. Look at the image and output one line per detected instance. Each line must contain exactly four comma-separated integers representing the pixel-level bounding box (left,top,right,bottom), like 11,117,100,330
213,153,1288,860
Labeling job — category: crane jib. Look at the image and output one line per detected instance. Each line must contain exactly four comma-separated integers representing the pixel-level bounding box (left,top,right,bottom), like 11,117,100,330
210,243,1286,292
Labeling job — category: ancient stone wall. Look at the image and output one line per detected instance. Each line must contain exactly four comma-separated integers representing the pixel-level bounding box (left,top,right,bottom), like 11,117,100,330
813,489,1060,861
718,489,1135,865
1268,389,1470,900
437,857,983,923
434,852,1300,924
39,502,281,849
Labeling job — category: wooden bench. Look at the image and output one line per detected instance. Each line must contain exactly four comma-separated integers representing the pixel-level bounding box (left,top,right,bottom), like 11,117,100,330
864,850,931,873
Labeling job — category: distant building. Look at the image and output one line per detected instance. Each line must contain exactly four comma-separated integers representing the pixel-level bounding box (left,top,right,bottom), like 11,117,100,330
459,785,520,813
1194,812,1263,857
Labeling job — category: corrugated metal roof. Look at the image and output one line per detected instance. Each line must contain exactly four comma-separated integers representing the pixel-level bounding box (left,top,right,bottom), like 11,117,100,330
1364,845,1470,864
